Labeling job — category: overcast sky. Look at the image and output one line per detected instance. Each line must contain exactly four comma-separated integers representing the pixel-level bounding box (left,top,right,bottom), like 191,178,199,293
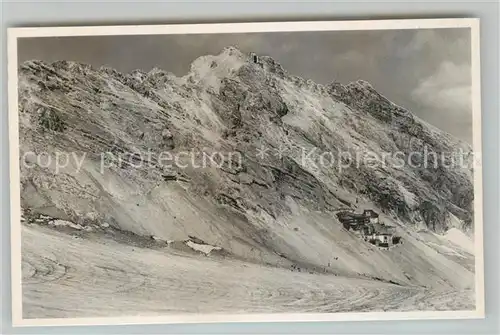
18,28,472,143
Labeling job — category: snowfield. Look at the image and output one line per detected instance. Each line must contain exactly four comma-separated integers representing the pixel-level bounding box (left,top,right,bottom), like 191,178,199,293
443,228,475,255
22,225,474,319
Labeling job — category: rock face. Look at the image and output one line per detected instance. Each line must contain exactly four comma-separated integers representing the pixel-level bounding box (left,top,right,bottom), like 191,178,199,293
327,80,474,233
17,46,475,288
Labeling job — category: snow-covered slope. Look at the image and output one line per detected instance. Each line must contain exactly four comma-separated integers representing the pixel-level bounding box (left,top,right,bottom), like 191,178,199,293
18,46,476,316
22,224,474,318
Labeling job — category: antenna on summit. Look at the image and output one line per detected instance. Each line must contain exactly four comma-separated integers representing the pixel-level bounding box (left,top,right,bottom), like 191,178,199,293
249,52,259,64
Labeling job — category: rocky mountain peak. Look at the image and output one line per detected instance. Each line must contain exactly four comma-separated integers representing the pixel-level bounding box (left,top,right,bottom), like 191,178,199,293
18,46,474,244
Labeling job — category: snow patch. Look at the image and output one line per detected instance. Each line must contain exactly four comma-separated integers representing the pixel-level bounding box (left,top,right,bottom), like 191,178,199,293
443,228,474,254
427,242,466,258
185,240,222,255
397,183,418,208
183,49,245,94
49,219,83,230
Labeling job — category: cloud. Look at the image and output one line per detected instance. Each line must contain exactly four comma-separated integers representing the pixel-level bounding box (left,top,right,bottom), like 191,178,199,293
336,50,367,64
396,30,437,57
411,61,472,142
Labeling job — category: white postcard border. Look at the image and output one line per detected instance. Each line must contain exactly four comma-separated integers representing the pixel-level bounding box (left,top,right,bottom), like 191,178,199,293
7,18,484,327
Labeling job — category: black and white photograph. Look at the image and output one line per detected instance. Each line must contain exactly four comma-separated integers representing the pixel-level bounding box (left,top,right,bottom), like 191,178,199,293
7,19,484,326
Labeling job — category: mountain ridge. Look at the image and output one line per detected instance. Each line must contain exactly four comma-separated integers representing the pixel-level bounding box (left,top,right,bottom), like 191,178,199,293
18,46,475,293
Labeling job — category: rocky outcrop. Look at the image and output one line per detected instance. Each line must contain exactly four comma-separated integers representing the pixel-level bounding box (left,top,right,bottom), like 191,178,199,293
326,79,473,233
